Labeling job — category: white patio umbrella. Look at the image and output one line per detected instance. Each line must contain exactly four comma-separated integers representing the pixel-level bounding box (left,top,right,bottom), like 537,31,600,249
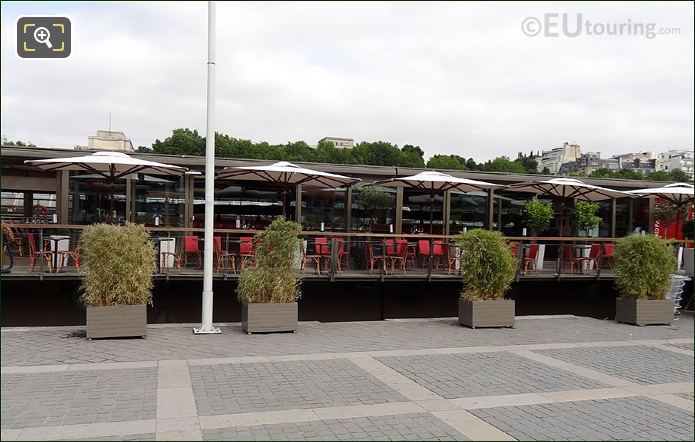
627,183,694,237
26,151,187,220
372,170,500,234
505,177,631,236
217,161,361,217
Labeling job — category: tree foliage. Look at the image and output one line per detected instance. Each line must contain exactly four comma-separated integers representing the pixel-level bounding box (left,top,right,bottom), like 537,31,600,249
586,168,692,183
523,200,554,233
572,200,602,232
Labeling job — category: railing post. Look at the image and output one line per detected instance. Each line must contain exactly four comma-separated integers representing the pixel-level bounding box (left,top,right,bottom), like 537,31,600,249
556,242,564,280
427,238,433,281
329,238,338,282
515,240,524,282
596,244,603,280
39,227,44,280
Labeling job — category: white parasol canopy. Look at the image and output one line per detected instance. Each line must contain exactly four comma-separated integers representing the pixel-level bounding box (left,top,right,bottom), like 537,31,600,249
25,152,187,219
372,170,499,233
25,151,187,179
373,170,500,193
505,177,629,201
506,177,632,236
217,161,361,189
626,183,694,205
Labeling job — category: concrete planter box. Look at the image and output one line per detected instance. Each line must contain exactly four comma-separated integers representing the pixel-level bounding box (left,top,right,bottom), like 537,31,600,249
615,298,672,326
242,302,298,334
459,298,515,329
86,304,147,339
683,248,694,276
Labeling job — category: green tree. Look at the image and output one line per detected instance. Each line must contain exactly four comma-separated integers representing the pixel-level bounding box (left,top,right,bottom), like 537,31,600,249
480,156,525,173
667,169,691,182
513,155,539,174
426,154,467,170
152,128,205,156
400,144,425,168
572,200,602,234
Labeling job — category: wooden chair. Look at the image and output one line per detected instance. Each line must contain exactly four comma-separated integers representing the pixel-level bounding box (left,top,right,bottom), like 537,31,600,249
26,233,54,272
418,240,431,268
58,237,83,271
562,244,579,274
523,244,539,274
387,239,408,274
574,243,602,274
365,241,385,273
213,236,236,273
2,223,24,257
336,238,349,271
445,243,461,275
182,235,202,268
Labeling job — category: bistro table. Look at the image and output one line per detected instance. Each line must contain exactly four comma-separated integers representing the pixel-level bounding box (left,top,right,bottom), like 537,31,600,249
48,235,70,272
573,244,592,274
150,237,175,272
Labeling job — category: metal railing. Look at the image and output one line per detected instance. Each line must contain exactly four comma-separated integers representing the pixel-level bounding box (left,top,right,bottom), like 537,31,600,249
2,223,691,282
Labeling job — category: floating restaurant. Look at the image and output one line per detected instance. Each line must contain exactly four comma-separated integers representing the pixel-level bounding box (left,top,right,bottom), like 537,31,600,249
1,146,692,326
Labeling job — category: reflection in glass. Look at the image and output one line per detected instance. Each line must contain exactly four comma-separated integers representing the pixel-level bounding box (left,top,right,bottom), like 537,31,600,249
69,173,126,224
449,191,488,234
133,174,185,227
301,188,347,231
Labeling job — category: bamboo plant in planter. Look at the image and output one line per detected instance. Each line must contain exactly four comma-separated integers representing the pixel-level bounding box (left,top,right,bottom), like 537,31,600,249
614,234,676,326
455,229,518,328
80,223,156,339
237,217,301,334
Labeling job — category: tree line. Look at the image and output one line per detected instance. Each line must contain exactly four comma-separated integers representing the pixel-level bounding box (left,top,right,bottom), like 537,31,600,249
140,128,541,173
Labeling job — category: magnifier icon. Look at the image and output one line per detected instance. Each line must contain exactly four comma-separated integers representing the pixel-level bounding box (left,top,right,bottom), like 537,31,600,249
33,26,53,49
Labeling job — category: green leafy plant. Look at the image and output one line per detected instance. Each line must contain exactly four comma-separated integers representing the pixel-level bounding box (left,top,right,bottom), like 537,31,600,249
80,222,156,307
454,229,517,301
523,200,554,235
355,187,394,227
614,234,676,300
572,200,602,232
236,217,302,304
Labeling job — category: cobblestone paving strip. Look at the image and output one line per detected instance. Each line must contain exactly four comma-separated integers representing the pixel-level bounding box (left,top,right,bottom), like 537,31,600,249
469,396,695,441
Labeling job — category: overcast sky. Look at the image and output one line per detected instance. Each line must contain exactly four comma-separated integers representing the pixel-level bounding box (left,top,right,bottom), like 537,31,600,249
1,1,693,161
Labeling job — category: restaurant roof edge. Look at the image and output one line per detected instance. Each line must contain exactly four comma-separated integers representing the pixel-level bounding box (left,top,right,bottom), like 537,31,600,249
0,145,676,189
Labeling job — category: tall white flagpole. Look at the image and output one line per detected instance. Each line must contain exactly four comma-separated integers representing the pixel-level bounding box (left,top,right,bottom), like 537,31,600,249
194,0,221,334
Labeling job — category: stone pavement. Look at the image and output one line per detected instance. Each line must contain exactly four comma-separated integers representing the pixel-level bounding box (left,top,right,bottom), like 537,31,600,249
1,315,693,441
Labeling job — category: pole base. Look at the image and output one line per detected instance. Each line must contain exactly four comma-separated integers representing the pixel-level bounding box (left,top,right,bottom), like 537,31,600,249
193,326,222,334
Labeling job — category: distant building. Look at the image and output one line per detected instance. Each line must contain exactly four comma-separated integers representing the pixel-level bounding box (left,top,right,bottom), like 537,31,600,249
656,150,694,179
319,137,354,148
76,130,134,152
538,142,582,174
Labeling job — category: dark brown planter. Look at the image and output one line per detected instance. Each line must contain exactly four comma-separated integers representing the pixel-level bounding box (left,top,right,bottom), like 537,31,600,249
242,302,298,334
459,298,515,329
615,297,673,326
86,304,147,339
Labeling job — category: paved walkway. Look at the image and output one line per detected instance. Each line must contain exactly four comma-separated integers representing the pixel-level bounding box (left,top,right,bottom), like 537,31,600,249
1,315,693,441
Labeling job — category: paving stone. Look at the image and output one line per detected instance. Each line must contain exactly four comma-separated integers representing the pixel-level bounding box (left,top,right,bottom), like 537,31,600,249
69,433,155,441
667,342,694,351
470,396,694,440
0,368,157,429
377,351,605,398
201,412,468,441
2,316,692,367
677,392,694,401
538,345,694,385
190,358,407,415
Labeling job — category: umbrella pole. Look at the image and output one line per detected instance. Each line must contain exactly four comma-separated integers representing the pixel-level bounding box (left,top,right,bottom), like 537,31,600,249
559,202,565,237
429,192,434,235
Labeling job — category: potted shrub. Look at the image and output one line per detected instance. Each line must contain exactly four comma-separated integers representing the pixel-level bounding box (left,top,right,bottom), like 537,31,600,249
80,222,156,338
455,229,517,328
523,199,553,269
237,217,301,334
614,234,676,326
572,200,602,237
523,199,553,237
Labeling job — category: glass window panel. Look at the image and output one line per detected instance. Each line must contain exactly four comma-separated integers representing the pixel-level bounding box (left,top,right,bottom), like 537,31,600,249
68,173,126,224
350,186,396,233
402,189,444,234
301,189,346,232
132,174,185,227
449,191,488,234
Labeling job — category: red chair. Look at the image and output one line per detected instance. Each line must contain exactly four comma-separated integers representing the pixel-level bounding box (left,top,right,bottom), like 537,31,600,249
433,240,445,269
523,244,539,274
562,244,579,274
575,243,602,274
26,233,54,272
314,237,331,272
239,236,255,270
183,235,202,268
58,237,83,271
387,239,409,273
336,238,349,271
603,243,614,269
365,242,385,273
509,241,520,258
213,236,236,273
418,240,431,267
